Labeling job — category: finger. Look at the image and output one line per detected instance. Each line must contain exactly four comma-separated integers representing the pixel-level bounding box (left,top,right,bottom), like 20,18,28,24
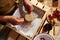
30,5,34,11
27,5,34,13
17,18,24,23
24,3,34,13
13,18,24,25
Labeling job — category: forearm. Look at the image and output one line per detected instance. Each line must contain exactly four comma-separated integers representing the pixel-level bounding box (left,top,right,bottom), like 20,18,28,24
23,0,30,4
0,16,10,22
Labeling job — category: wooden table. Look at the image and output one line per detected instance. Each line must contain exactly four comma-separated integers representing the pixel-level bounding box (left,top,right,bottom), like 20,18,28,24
7,0,52,40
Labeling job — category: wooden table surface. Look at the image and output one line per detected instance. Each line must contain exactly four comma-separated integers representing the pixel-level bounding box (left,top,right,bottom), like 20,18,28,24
7,0,60,40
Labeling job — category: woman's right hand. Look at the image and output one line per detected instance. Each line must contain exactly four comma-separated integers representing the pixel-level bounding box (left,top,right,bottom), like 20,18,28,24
23,0,34,13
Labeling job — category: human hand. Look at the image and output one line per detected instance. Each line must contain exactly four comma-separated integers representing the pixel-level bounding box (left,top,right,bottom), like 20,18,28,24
7,16,24,25
0,16,24,25
23,0,34,13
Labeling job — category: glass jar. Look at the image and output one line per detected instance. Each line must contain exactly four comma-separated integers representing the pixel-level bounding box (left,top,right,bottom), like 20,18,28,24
52,0,58,7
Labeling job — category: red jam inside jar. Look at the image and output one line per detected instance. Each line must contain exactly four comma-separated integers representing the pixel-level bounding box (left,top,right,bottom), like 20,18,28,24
40,37,45,40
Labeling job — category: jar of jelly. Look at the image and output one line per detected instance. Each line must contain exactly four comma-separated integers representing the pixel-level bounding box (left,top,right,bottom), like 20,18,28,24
52,0,58,7
38,0,44,2
42,23,52,34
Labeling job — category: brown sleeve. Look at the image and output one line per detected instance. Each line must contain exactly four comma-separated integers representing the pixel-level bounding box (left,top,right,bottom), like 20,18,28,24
0,0,16,14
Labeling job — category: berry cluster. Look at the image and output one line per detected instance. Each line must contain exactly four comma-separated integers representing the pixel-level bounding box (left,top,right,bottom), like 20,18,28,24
48,9,60,21
40,37,45,40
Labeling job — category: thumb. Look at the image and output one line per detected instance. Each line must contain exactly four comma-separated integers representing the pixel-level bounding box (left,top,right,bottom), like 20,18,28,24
17,18,24,23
